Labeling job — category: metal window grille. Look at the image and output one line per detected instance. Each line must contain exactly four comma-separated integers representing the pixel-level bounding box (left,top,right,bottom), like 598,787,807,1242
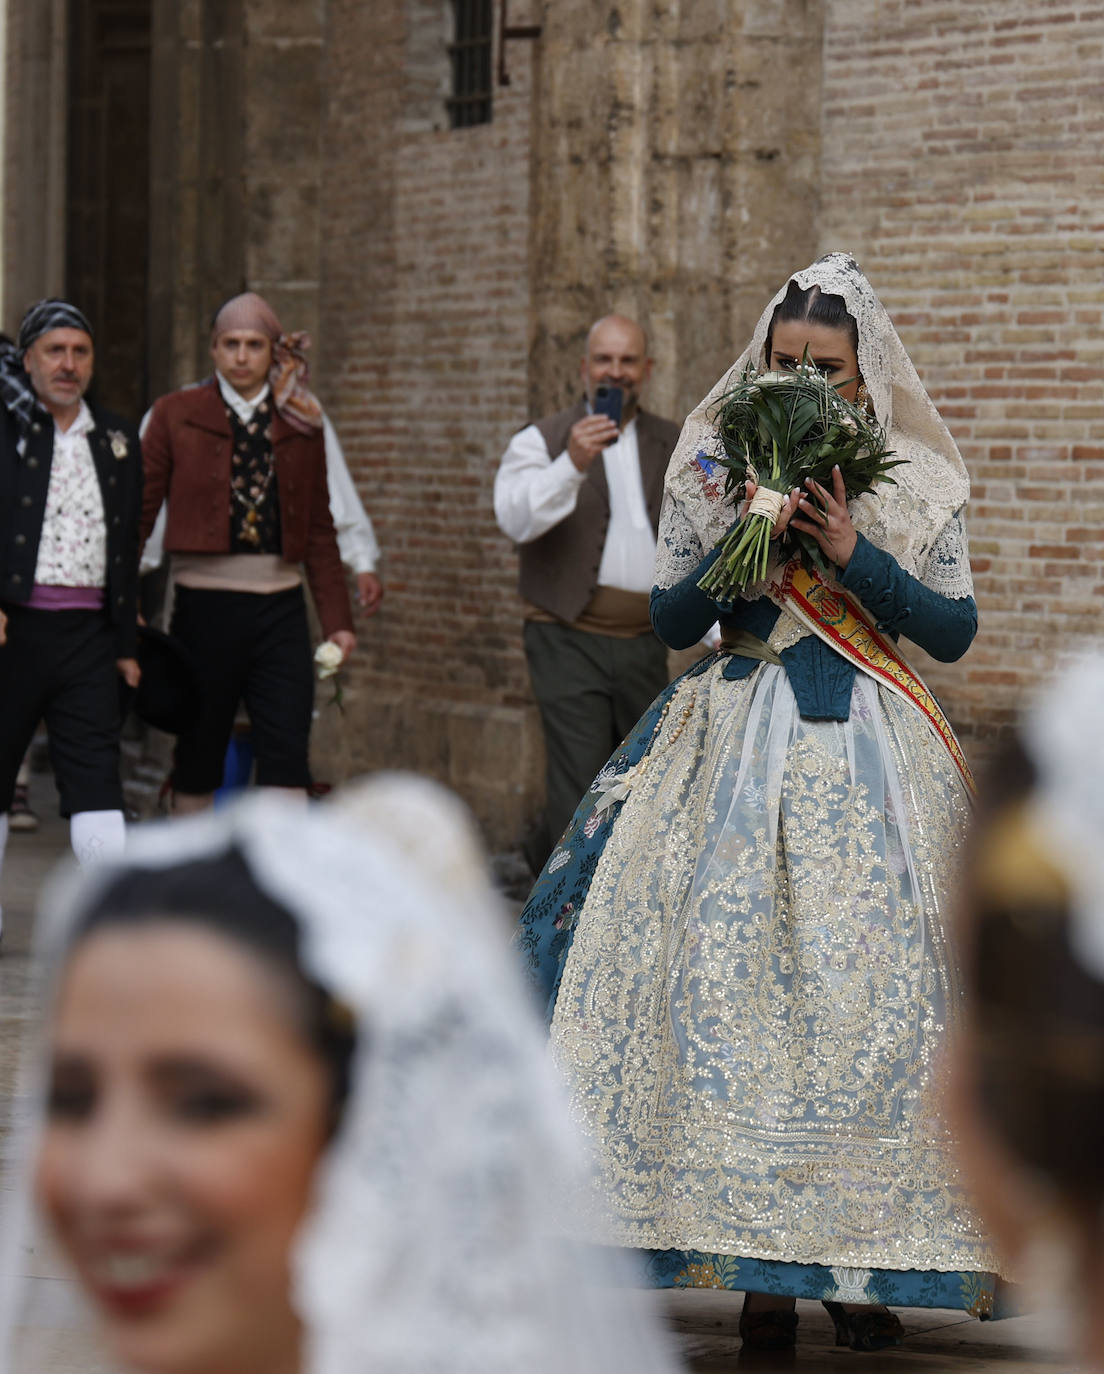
447,0,493,128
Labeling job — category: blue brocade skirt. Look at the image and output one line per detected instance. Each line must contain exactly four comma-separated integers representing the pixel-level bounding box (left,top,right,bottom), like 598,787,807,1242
517,654,1015,1318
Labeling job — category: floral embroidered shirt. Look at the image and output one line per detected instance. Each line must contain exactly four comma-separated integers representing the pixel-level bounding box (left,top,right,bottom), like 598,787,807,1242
33,401,107,588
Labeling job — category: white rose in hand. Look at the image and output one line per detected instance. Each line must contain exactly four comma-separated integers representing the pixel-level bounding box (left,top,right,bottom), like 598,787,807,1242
314,640,344,680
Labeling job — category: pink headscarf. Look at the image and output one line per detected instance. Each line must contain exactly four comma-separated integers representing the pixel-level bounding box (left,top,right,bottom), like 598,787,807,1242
211,291,323,435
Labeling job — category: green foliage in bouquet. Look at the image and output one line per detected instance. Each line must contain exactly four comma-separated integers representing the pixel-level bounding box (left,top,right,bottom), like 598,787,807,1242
697,352,903,601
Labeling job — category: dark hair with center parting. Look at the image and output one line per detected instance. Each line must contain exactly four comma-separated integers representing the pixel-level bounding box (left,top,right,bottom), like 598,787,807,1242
764,279,859,365
72,847,357,1126
963,739,1104,1207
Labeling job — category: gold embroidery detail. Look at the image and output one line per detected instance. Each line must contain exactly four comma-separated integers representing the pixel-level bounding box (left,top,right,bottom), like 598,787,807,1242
552,665,998,1275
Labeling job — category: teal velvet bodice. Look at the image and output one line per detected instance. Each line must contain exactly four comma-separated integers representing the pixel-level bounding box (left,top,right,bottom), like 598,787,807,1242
649,533,977,721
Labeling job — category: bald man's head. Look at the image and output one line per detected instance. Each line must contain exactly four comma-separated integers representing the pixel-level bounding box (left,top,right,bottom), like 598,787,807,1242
581,314,653,423
586,314,648,356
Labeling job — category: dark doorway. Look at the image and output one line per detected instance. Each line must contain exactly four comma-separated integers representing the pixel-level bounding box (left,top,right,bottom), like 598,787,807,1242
67,0,152,419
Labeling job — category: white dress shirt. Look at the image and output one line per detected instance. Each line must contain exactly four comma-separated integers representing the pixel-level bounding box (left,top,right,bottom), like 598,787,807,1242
493,415,657,594
33,401,107,587
217,370,268,423
321,414,380,575
139,378,381,576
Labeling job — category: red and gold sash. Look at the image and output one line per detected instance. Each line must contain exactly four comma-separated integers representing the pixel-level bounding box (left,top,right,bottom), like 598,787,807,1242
771,561,976,799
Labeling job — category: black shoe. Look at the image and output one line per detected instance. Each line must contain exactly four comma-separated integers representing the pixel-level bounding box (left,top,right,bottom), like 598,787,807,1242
821,1301,904,1352
739,1293,798,1351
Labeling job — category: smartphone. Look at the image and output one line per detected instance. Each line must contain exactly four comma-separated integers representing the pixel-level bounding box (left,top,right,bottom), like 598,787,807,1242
593,383,623,430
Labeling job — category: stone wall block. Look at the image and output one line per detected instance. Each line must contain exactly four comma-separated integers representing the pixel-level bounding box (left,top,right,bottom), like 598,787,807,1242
402,0,452,132
607,55,652,276
669,282,738,416
342,693,453,781
242,22,322,288
531,0,822,419
673,156,727,277
464,783,543,851
315,692,543,850
245,175,321,284
741,0,818,37
447,703,539,794
672,0,740,43
644,157,684,279
245,43,324,161
674,54,733,160
244,0,324,40
648,41,683,160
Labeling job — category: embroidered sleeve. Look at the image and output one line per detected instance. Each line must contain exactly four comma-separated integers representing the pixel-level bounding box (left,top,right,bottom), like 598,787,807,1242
918,508,975,601
654,491,704,592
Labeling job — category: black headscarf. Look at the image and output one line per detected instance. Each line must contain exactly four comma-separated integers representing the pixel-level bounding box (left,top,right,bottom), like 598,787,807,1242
0,298,94,437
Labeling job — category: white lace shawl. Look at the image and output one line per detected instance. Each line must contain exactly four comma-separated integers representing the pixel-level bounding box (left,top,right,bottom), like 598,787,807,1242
1025,654,1104,983
0,782,683,1374
658,252,974,612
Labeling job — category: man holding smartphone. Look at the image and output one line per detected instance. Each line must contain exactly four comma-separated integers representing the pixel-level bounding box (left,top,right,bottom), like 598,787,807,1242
494,314,680,869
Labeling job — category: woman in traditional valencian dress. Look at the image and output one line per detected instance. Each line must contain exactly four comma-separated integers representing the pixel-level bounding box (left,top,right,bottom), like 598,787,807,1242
517,253,1012,1350
0,782,684,1374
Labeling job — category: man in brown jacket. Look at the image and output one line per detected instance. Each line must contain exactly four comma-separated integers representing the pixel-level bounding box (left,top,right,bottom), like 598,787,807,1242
141,292,354,812
494,315,681,867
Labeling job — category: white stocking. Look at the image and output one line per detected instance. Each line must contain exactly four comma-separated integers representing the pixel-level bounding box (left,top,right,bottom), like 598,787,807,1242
69,809,126,868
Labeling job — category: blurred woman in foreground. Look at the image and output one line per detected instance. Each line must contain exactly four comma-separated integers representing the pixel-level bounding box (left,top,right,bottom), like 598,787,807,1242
0,779,683,1374
955,654,1104,1369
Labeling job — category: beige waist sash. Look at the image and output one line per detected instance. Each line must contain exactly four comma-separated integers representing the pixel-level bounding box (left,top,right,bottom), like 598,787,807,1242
524,584,653,638
172,553,303,595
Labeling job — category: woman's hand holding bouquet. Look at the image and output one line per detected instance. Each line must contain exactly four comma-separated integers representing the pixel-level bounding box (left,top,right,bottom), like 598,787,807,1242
697,353,901,601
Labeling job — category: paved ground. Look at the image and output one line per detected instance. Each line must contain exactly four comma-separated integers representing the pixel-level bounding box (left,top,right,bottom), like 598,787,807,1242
0,775,1081,1372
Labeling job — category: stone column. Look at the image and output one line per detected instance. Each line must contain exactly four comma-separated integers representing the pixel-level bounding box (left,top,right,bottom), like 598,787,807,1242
528,0,824,423
241,0,324,343
148,0,324,397
149,0,247,395
316,0,401,424
2,0,68,328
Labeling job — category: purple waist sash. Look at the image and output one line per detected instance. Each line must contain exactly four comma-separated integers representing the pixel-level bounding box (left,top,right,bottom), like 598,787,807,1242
25,584,105,611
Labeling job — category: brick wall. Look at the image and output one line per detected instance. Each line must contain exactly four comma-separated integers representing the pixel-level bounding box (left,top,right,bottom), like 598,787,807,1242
313,0,827,847
316,0,540,843
324,0,1103,840
819,0,1104,753
24,0,1086,838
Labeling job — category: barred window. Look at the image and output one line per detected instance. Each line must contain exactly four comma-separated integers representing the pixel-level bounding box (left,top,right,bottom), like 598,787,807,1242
447,0,493,128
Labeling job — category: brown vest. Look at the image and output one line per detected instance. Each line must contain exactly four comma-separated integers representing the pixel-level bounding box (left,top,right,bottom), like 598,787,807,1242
516,400,681,623
140,379,354,637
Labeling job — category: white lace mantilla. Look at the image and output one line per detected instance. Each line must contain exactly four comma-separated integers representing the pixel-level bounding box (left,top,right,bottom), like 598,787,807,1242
658,253,974,607
0,783,684,1374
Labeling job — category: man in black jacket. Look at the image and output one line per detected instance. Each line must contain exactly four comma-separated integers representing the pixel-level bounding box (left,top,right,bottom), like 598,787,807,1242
0,300,142,934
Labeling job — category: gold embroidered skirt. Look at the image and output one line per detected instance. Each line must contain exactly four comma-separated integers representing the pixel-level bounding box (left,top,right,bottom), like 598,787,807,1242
550,662,998,1276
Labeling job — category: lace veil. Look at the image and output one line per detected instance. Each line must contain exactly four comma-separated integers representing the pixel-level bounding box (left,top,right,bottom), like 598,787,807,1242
0,779,683,1374
1024,653,1104,982
660,252,973,603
